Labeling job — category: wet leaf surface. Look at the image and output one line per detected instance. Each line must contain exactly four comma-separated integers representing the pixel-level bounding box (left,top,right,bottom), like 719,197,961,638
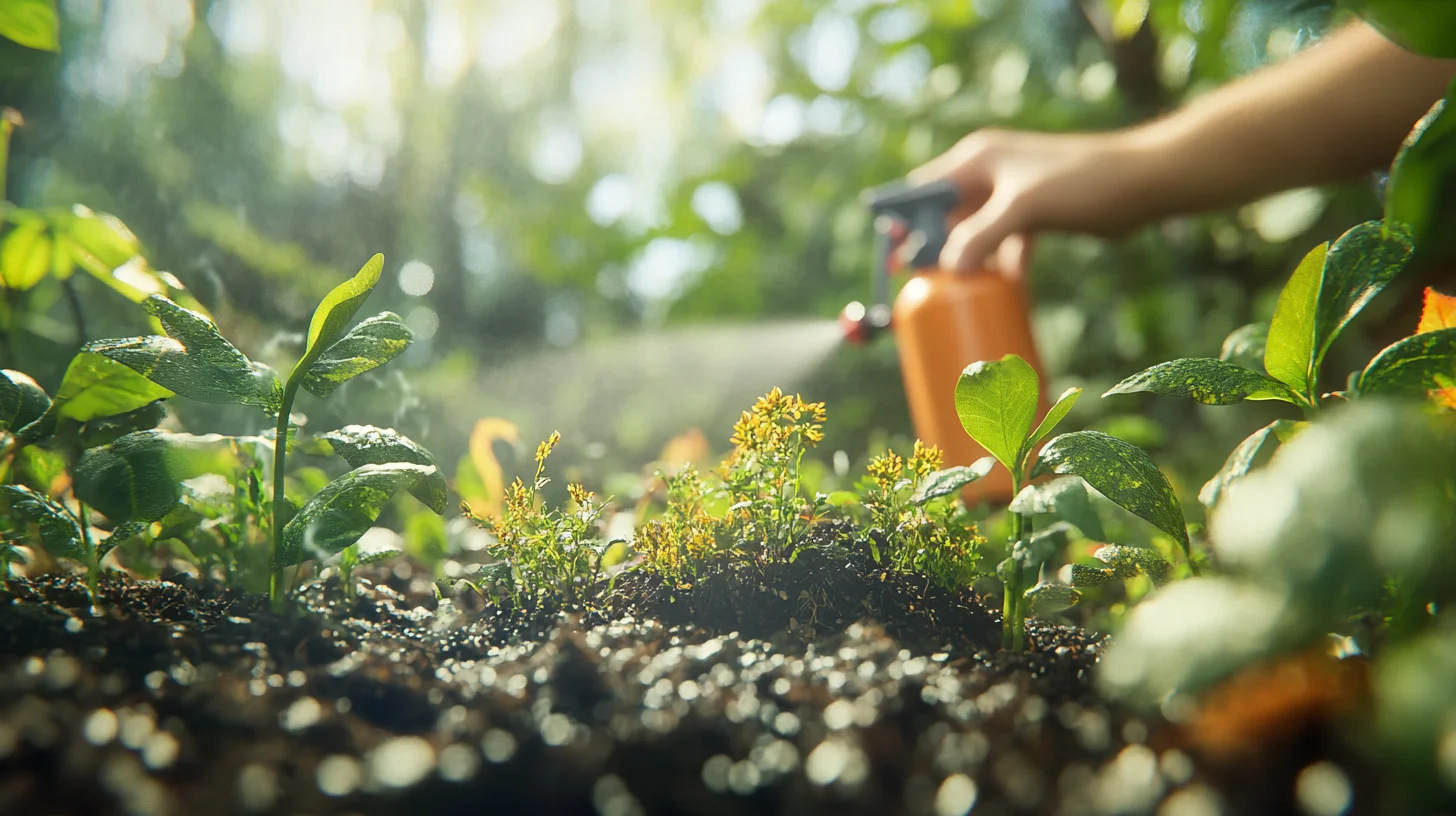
1104,358,1294,405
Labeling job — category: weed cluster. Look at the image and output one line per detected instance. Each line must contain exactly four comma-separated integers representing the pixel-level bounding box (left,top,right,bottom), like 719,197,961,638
857,441,982,591
461,431,610,608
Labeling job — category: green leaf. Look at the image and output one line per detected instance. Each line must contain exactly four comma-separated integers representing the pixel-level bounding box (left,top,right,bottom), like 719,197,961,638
910,456,995,504
1265,241,1328,402
1198,419,1303,509
1024,387,1082,466
59,207,140,270
1313,221,1415,369
1219,323,1268,368
1031,431,1191,560
1008,476,1105,541
0,0,59,53
1093,544,1171,585
97,520,147,560
278,462,433,567
320,424,448,513
73,431,243,522
53,351,174,422
1351,1,1456,58
954,354,1039,474
1387,86,1456,255
1357,327,1456,399
76,401,168,449
0,219,52,290
301,311,412,397
17,445,66,493
0,368,50,431
1104,358,1295,405
1024,580,1080,618
85,296,282,412
1070,564,1113,587
0,485,83,560
289,254,385,386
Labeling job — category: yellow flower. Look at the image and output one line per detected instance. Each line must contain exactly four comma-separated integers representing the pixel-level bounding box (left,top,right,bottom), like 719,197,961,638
535,431,562,465
567,483,593,507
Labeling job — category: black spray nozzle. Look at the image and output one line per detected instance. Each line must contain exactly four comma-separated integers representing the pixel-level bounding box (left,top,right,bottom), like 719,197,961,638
857,178,961,312
862,178,960,271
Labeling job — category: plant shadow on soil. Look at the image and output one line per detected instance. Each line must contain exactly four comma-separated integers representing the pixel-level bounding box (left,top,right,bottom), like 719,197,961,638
0,522,1374,815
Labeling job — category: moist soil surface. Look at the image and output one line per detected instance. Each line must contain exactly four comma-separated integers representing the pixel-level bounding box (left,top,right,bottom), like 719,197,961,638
0,525,1373,816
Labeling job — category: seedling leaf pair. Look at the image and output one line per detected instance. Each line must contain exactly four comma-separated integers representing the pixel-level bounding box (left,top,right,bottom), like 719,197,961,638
277,462,437,567
953,353,1082,477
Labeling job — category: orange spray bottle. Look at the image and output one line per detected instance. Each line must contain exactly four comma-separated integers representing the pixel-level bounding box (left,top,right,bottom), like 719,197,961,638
840,179,1049,505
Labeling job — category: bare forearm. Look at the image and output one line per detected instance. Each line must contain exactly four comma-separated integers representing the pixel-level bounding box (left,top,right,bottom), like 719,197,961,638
1126,21,1456,219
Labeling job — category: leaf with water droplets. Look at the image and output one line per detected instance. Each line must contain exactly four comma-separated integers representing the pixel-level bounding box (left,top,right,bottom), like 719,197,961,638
85,296,282,412
321,424,447,513
1104,358,1295,405
1,485,83,561
1008,477,1105,541
1031,431,1191,563
1025,580,1080,618
1357,327,1456,401
278,462,434,567
302,311,412,397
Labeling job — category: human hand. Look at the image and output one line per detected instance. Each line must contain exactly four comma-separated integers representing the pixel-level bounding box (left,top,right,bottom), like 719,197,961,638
909,128,1156,280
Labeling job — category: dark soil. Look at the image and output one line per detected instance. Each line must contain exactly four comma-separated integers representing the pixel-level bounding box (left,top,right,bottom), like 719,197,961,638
0,526,1378,816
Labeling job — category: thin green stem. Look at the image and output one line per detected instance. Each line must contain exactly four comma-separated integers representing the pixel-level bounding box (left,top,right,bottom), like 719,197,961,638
76,501,98,607
1002,472,1026,652
269,380,300,611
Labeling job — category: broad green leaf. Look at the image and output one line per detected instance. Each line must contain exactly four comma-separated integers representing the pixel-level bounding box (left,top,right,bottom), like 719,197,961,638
1027,520,1076,564
278,462,433,567
86,296,282,412
18,445,67,493
14,406,56,446
1104,358,1295,405
289,253,385,385
1024,580,1080,618
1070,564,1113,587
320,424,448,513
0,219,52,290
1219,322,1268,368
1024,387,1082,463
1198,419,1303,509
60,206,140,269
1387,85,1456,258
76,401,168,449
0,485,83,560
1357,327,1456,400
1313,221,1415,369
97,520,147,560
1008,476,1105,541
0,0,58,52
1031,430,1190,558
301,311,412,397
54,351,174,422
1351,2,1456,58
73,430,243,522
910,456,995,504
954,354,1039,474
0,368,50,431
1265,241,1328,401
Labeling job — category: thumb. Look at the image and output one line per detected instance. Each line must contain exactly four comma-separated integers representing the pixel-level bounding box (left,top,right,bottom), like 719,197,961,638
940,193,1020,274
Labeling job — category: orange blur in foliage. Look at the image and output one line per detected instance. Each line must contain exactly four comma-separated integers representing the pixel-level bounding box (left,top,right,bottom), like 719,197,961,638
1415,286,1456,410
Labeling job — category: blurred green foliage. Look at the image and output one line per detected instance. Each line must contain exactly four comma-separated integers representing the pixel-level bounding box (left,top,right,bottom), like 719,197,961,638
0,0,1427,502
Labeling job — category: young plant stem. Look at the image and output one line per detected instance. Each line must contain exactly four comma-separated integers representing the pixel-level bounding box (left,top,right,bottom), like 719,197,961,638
62,278,87,347
268,380,301,611
76,501,97,605
1002,474,1027,652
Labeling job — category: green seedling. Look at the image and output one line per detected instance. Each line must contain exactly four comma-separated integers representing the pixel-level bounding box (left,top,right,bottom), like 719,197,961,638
953,354,1193,651
84,254,445,609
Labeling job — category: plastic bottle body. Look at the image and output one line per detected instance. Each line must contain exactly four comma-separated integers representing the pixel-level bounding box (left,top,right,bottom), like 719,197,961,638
890,269,1049,504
